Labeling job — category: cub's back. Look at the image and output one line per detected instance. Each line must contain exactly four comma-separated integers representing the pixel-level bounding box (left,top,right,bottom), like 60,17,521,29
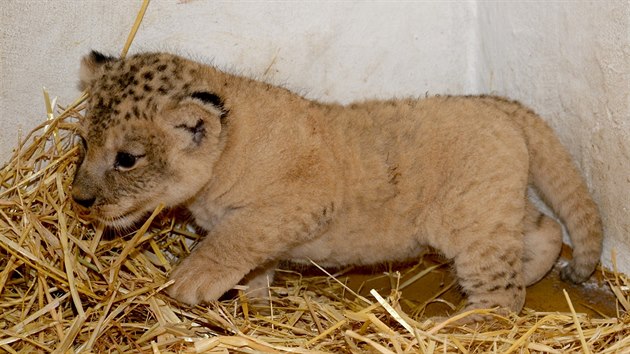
331,96,529,203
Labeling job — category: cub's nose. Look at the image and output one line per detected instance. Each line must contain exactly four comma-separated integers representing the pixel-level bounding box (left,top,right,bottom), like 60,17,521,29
72,195,96,208
71,168,97,209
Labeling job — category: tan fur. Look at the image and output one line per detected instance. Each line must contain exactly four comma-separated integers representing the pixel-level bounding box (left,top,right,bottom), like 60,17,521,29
72,51,603,319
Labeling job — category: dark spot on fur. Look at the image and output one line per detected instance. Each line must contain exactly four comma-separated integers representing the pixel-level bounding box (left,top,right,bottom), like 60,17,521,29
487,285,502,292
388,165,401,185
157,64,167,72
143,84,153,92
536,213,546,227
506,256,517,267
480,264,493,272
142,72,154,81
491,271,507,281
471,281,484,288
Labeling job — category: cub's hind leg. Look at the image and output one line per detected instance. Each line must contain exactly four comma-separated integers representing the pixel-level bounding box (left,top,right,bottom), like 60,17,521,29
522,201,562,286
451,220,526,320
240,261,278,299
430,173,530,321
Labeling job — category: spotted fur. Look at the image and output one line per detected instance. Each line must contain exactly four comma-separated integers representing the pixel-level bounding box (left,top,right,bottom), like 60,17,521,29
72,51,603,321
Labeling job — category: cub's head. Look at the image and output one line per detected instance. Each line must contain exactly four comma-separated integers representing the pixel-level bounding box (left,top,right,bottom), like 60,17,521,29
71,51,228,228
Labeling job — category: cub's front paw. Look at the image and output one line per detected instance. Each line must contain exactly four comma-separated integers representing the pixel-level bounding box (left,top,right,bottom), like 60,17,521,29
166,256,242,306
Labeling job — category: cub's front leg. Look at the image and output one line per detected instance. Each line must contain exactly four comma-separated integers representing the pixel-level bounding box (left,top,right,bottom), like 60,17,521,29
167,204,328,305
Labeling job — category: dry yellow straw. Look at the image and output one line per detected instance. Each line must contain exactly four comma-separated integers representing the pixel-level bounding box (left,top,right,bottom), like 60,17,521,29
121,0,151,58
563,289,592,354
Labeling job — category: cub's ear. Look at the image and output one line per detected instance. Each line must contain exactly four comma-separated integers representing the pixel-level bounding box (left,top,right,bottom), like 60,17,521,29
79,50,117,90
167,91,228,146
188,91,228,122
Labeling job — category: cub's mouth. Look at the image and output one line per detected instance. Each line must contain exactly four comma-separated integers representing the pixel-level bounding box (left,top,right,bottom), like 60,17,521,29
98,210,148,230
71,193,165,231
88,204,153,231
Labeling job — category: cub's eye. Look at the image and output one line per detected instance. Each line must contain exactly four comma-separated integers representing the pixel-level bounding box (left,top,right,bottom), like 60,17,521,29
114,152,143,171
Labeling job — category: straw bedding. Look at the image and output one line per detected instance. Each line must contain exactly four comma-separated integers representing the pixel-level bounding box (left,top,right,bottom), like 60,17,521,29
0,86,628,353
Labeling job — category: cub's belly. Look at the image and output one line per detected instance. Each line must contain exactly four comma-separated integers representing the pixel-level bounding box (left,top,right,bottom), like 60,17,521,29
286,212,426,267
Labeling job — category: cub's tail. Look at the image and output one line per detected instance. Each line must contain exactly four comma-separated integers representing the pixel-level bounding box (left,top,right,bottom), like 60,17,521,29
480,96,603,283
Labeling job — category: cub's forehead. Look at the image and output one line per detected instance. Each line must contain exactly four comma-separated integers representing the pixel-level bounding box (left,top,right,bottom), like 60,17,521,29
84,53,200,134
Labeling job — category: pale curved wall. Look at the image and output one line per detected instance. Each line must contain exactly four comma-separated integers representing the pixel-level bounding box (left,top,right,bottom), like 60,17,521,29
1,1,628,274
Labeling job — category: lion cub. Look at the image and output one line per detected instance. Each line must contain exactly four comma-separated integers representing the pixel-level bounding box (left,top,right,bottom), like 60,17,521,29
72,51,602,320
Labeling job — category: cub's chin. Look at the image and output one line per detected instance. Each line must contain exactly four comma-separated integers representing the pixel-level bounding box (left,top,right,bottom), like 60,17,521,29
97,207,153,232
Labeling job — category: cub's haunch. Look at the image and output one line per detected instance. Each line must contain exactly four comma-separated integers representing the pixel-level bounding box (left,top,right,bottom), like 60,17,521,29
72,51,603,320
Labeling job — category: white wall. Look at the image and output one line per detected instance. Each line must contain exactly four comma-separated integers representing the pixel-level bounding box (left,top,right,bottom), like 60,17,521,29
1,1,628,274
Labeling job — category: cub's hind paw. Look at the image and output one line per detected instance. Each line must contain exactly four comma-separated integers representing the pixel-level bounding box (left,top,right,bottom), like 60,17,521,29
560,262,592,284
